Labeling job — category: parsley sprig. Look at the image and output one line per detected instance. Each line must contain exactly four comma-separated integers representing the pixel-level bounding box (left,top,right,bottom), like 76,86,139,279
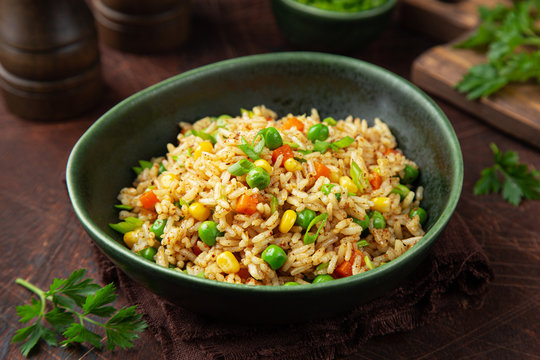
454,0,540,99
474,143,540,205
12,269,147,357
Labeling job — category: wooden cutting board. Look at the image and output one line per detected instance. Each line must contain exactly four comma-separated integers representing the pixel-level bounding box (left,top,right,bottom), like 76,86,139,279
401,0,540,148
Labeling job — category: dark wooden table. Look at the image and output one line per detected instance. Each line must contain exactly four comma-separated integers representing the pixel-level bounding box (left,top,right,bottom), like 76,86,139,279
1,1,539,359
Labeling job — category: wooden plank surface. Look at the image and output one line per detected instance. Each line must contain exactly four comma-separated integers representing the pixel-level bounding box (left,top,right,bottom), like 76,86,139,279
412,44,540,148
1,1,540,359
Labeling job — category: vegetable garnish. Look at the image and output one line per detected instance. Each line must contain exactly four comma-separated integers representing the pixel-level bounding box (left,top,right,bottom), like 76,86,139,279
140,190,159,210
227,159,255,176
114,204,133,210
303,213,328,244
350,160,368,193
270,195,279,214
474,143,540,206
454,0,540,99
358,240,370,247
190,129,217,145
236,194,259,215
323,117,337,126
309,136,355,154
132,160,153,175
12,269,147,357
109,217,143,234
238,136,265,160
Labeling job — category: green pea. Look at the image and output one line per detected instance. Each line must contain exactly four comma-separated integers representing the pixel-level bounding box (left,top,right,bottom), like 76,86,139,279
198,221,222,246
372,211,386,229
401,165,419,184
283,282,299,286
295,209,317,230
391,184,411,200
137,247,157,261
323,117,337,126
307,124,329,142
158,163,167,174
312,274,334,283
246,167,270,190
263,127,283,150
150,219,166,239
351,214,370,232
261,245,288,270
409,207,428,225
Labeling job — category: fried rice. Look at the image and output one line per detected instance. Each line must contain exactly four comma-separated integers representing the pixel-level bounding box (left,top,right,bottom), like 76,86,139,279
111,105,426,285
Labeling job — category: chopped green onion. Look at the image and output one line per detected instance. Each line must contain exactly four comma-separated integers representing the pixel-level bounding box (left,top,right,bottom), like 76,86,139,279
172,155,178,161
147,185,156,190
331,136,355,149
158,163,166,174
139,160,153,169
184,129,194,137
313,141,331,153
187,148,192,157
303,213,328,244
215,118,228,128
315,262,329,271
335,193,341,201
109,217,143,234
175,199,192,207
114,204,133,210
238,136,263,160
227,159,255,176
297,149,313,155
294,157,307,163
321,184,335,195
218,114,232,120
348,192,356,196
270,195,279,214
350,160,367,193
323,117,337,126
358,240,370,247
240,108,254,117
365,255,374,270
191,130,217,144
285,142,300,148
132,166,142,175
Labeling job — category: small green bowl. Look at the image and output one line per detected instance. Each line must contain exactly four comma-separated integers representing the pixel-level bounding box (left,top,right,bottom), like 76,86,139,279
66,52,463,323
272,0,397,52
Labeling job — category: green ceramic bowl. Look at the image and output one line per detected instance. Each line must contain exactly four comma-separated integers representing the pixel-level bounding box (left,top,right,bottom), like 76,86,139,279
272,0,397,52
66,52,463,323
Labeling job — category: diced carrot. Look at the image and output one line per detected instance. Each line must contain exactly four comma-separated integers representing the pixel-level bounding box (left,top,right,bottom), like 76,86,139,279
282,117,304,131
384,148,399,155
266,117,273,121
314,162,331,179
335,260,353,278
335,250,364,278
140,190,159,210
237,267,251,279
192,244,202,256
370,172,382,190
236,194,259,215
272,144,294,164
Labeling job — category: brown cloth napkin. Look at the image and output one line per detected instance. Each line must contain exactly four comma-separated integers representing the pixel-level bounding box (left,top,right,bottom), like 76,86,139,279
95,213,493,360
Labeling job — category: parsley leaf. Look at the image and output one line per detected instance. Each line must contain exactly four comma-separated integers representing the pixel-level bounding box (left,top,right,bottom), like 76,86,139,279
474,143,540,205
12,269,147,357
455,0,540,99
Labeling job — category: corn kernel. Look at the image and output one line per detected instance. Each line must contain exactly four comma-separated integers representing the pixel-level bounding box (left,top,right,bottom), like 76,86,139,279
217,251,240,274
339,176,358,194
159,173,176,188
372,196,391,213
284,158,302,172
279,209,297,233
123,230,139,249
329,170,341,183
194,141,214,159
189,202,210,221
254,159,273,174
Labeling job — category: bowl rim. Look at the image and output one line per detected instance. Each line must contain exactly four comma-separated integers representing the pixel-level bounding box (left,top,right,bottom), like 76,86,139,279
66,51,463,295
274,0,398,20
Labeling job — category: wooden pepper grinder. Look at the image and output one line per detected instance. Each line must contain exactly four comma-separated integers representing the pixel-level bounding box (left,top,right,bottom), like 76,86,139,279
0,0,103,120
92,0,191,53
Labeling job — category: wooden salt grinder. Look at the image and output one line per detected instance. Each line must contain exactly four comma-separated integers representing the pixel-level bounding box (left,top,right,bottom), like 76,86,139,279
0,0,103,121
92,0,191,53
